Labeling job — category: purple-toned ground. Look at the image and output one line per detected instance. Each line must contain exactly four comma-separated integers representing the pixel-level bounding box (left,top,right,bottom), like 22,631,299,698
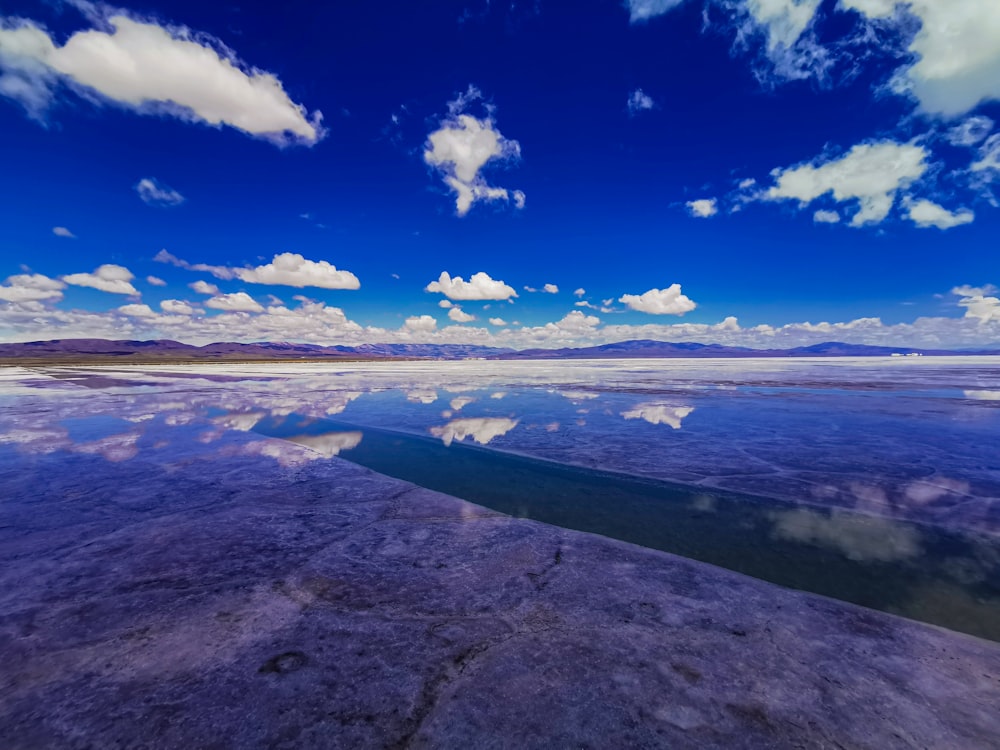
1,360,999,748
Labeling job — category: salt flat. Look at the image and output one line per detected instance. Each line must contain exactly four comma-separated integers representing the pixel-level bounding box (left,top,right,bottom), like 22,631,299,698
1,359,998,748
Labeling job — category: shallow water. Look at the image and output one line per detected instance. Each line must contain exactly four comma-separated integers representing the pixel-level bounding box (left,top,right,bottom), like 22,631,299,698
2,357,999,639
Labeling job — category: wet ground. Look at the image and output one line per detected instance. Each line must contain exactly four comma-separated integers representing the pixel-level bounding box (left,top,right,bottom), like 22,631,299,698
1,358,999,747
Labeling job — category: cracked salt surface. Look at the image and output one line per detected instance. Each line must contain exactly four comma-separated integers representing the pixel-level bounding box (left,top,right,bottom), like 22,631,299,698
1,358,999,747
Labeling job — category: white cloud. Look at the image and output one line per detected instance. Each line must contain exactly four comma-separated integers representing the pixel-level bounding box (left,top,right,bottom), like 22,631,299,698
438,299,453,308
953,285,1000,323
947,116,994,147
952,284,998,297
52,226,74,238
904,198,974,230
543,283,559,294
627,88,655,114
425,271,517,301
135,178,184,207
234,252,360,290
190,280,220,295
3,292,1000,350
424,86,523,216
205,292,263,313
619,284,697,315
813,209,840,223
971,134,1000,174
765,140,928,226
841,1,1000,118
160,299,195,315
745,0,823,55
0,15,322,144
404,315,437,333
157,249,359,290
118,303,157,318
626,0,686,23
146,275,167,286
62,264,138,295
0,272,64,302
686,198,718,218
574,288,586,297
488,317,508,326
448,306,476,323
430,417,519,447
622,403,695,429
155,249,229,277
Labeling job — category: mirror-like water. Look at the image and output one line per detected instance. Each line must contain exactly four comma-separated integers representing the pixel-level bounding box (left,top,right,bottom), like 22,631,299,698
2,358,999,639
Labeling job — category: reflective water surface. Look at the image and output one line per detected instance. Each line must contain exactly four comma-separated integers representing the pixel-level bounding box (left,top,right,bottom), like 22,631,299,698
2,358,999,639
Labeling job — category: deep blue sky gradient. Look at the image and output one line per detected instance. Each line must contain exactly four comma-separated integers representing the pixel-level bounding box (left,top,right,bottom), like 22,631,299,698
1,0,998,342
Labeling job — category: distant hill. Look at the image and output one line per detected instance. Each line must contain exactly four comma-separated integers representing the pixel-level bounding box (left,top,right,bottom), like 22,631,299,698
492,339,998,359
0,337,996,364
0,338,514,362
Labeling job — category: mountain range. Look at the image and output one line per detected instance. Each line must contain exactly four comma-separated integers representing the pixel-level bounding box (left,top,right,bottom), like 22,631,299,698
0,338,997,363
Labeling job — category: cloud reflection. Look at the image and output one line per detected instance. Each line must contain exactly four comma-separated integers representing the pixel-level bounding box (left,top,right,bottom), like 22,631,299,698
430,417,519,447
284,431,363,458
621,403,694,429
769,508,921,562
964,390,1000,401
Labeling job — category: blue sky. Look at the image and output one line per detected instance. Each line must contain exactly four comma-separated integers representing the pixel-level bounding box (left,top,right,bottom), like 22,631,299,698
1,0,999,348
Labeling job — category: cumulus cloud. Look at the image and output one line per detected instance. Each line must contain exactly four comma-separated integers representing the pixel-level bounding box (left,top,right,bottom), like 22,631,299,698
619,284,696,315
488,317,507,326
543,283,559,294
574,288,586,297
904,198,974,230
448,306,476,323
424,86,523,216
234,252,360,290
813,209,840,223
0,272,64,302
118,303,157,318
160,299,195,315
404,315,437,333
146,275,167,287
135,178,184,206
686,198,718,218
205,292,263,313
62,264,138,295
627,88,655,114
841,0,1000,118
953,285,1000,323
765,140,928,226
0,14,323,144
626,0,686,23
157,249,359,290
52,226,74,238
189,280,219,295
425,271,517,301
622,403,695,429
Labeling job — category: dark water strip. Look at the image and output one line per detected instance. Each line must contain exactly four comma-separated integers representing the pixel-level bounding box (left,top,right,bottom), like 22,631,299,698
254,415,1000,642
